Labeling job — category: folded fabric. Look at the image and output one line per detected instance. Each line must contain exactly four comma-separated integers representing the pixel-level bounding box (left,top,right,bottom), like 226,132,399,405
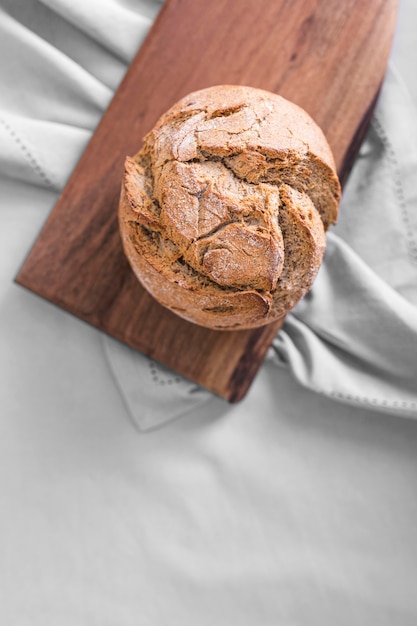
268,63,417,419
102,339,218,431
270,231,417,417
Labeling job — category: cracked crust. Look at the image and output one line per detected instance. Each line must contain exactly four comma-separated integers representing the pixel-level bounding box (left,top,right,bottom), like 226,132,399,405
119,85,340,330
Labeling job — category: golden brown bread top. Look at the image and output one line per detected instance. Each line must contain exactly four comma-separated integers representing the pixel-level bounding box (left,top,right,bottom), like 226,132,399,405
119,85,341,330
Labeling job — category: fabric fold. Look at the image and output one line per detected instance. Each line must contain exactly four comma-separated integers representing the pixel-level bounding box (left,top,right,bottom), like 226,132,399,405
37,0,162,62
0,112,92,190
101,336,220,431
268,62,417,419
270,232,417,417
0,9,112,128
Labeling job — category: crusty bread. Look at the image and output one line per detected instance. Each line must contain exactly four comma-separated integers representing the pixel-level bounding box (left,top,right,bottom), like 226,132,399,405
118,85,341,330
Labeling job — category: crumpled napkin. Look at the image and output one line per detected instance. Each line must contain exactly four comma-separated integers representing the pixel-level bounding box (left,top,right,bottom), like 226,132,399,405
268,64,417,418
1,0,416,430
102,339,218,431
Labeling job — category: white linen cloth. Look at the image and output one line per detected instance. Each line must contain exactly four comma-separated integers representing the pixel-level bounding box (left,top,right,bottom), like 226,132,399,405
1,1,417,624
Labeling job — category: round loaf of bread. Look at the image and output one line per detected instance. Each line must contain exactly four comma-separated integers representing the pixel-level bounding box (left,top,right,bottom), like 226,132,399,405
118,85,341,330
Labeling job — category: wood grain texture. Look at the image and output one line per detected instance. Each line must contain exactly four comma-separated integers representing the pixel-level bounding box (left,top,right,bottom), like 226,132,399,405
16,0,398,401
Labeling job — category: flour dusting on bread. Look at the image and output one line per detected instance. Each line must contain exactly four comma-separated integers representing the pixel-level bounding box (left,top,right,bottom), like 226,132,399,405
119,85,341,330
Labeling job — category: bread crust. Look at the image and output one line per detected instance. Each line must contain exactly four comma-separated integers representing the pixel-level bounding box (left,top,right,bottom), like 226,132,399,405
119,85,340,330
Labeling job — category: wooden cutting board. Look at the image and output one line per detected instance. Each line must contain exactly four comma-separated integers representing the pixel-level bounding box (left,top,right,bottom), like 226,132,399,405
16,0,398,401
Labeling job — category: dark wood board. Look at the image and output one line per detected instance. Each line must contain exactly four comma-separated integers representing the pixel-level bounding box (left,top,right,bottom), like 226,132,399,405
16,0,398,401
